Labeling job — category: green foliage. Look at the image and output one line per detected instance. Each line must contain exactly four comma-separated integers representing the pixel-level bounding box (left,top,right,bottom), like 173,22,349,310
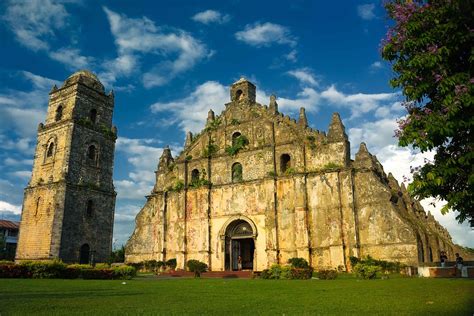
260,264,313,280
109,245,125,263
189,169,211,188
230,118,241,125
285,167,296,175
186,259,208,277
202,143,218,158
168,180,184,192
350,255,404,274
306,135,317,150
185,155,192,161
77,117,93,128
382,0,474,225
225,135,249,156
322,162,342,171
19,260,67,279
317,269,338,280
288,257,309,269
205,117,222,131
232,163,243,182
353,263,381,280
112,265,137,280
166,258,177,270
267,170,276,177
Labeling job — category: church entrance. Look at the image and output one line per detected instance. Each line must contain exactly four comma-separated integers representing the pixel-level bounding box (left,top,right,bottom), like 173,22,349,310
224,220,255,271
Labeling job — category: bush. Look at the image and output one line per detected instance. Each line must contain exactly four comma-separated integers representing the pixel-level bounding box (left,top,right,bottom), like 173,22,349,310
186,260,208,277
95,263,110,269
291,267,314,279
260,269,271,279
317,269,338,280
19,260,67,279
166,258,177,270
0,263,30,278
81,268,114,280
353,263,381,279
288,258,309,269
112,265,137,279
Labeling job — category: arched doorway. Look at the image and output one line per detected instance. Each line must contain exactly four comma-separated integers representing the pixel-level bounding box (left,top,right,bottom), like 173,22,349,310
224,220,255,271
79,244,90,264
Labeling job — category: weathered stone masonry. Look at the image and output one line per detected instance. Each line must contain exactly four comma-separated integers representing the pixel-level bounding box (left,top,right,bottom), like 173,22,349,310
16,71,117,263
126,78,467,271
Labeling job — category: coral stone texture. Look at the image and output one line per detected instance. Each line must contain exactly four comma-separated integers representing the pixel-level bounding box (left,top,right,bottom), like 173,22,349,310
16,70,117,263
125,78,467,271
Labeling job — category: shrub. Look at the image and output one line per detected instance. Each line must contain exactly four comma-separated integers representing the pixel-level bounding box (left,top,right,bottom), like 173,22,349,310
260,269,271,279
290,267,314,279
353,262,381,279
288,257,309,269
95,263,110,269
20,260,67,279
127,262,143,271
225,135,249,156
166,258,177,270
349,256,360,267
317,269,338,280
0,263,30,278
186,260,208,277
112,265,137,279
81,268,114,280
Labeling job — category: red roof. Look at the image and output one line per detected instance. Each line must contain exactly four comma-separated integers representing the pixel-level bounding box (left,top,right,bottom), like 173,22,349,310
0,220,20,230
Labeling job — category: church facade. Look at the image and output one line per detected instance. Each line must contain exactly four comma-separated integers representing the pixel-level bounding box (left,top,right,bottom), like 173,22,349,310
126,78,465,271
16,71,117,264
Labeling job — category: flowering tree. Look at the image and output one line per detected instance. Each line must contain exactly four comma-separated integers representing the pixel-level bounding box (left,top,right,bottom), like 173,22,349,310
382,0,473,225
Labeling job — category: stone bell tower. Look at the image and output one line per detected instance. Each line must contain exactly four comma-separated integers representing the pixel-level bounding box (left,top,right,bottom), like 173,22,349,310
16,70,117,264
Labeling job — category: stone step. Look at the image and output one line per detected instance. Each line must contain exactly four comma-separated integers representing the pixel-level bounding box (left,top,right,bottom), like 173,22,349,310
164,270,253,278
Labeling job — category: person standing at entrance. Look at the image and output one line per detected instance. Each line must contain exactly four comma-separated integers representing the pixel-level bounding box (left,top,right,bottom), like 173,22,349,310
238,256,242,271
440,251,448,267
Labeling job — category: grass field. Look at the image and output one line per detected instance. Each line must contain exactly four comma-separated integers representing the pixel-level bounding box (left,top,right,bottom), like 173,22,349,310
1,276,473,315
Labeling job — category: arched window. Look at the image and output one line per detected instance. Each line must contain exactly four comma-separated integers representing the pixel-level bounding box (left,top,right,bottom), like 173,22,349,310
55,105,63,122
79,244,90,264
46,142,54,157
280,154,291,173
429,247,433,262
87,145,96,160
232,162,243,183
89,109,97,123
232,132,241,146
191,169,200,184
86,200,93,217
235,89,243,101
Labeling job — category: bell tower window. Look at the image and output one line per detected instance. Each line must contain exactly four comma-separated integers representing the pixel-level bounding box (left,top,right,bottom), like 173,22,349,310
232,132,241,146
191,169,200,184
280,154,291,173
46,142,54,157
89,109,97,123
55,105,63,122
87,145,96,161
232,162,243,183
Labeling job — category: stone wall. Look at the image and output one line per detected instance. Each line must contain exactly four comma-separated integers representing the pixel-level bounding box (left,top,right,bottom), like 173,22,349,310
125,78,468,270
16,71,116,263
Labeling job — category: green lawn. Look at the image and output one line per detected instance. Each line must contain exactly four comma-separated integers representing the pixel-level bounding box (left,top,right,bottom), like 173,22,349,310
0,276,473,315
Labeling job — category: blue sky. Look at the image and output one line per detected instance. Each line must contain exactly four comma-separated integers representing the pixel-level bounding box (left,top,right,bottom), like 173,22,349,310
0,0,472,249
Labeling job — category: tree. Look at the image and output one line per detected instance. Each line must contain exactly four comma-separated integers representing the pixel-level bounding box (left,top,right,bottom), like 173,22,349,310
381,0,474,225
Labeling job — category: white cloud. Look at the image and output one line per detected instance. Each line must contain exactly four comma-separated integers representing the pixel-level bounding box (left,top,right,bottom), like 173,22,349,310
9,170,31,180
3,0,91,69
370,61,383,70
287,68,319,87
3,0,68,51
192,10,230,24
103,7,212,88
357,4,376,20
321,85,398,119
151,81,228,133
114,137,164,200
4,158,33,166
285,49,298,62
49,47,93,69
235,22,297,47
0,201,21,215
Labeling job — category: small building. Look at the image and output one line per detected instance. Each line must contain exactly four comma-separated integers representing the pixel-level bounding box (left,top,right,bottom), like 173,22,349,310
0,219,20,261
